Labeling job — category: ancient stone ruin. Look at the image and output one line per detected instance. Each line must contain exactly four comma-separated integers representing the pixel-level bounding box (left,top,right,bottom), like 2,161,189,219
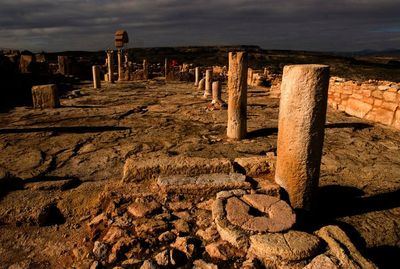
2,43,397,269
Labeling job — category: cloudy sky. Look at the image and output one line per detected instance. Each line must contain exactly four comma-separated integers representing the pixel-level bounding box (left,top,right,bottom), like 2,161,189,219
0,0,399,52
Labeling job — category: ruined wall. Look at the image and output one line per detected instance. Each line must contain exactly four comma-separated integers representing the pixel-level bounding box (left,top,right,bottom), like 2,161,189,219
268,77,400,130
328,77,400,129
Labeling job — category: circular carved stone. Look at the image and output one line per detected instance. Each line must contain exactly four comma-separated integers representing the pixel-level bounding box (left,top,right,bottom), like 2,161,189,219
249,231,323,261
225,194,296,233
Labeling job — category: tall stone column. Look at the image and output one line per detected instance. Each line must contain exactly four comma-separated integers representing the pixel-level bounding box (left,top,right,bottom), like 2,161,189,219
117,49,123,81
227,52,248,140
143,59,149,80
275,64,330,211
164,58,169,78
92,65,101,89
194,67,200,87
107,50,114,83
204,69,212,98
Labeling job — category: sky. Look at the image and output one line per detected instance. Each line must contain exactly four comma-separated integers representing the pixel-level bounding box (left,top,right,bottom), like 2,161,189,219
0,0,399,52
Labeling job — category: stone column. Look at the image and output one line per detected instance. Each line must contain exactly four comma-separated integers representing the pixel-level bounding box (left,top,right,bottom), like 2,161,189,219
194,67,200,87
275,64,330,211
32,84,60,109
117,49,123,81
164,58,169,78
58,56,69,75
92,65,101,89
227,52,248,140
143,59,149,80
107,51,114,83
198,78,206,91
124,53,129,67
204,69,212,98
212,81,222,103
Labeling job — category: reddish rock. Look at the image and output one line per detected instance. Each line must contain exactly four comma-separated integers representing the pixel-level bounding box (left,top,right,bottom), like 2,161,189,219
225,197,251,226
205,241,236,261
102,226,126,244
127,196,161,217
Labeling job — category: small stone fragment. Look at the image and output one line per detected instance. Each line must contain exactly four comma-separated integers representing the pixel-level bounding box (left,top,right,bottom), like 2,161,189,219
154,249,170,266
205,241,235,261
128,196,161,217
193,259,218,269
174,219,191,234
102,226,126,244
304,254,339,269
140,260,158,269
92,241,109,260
158,231,176,243
171,236,202,259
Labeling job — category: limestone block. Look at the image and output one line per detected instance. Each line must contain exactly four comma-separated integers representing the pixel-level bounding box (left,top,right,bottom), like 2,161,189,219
233,156,272,176
157,173,249,194
345,98,372,118
374,108,394,125
122,156,233,182
371,90,383,99
32,84,60,109
383,91,397,102
19,54,35,73
392,110,400,129
316,225,377,269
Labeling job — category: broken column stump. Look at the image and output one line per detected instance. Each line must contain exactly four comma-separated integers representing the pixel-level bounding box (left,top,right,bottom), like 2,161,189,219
143,59,149,80
194,67,200,87
107,50,114,83
92,65,101,89
32,84,60,109
275,64,330,211
212,81,222,103
204,69,212,98
227,52,248,140
58,56,70,75
198,78,206,92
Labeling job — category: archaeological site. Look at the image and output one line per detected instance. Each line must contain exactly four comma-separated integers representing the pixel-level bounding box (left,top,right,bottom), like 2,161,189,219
1,1,400,269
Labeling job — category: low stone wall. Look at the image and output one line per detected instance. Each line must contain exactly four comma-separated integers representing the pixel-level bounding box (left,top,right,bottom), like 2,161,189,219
328,77,400,129
268,77,400,130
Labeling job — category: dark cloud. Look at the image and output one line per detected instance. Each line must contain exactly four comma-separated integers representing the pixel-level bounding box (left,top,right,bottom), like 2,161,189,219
0,0,399,52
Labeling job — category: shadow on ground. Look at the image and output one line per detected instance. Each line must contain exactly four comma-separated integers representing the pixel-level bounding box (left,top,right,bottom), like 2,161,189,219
0,126,131,134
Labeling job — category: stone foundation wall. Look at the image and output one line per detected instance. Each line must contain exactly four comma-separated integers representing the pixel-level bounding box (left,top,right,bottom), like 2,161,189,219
268,77,400,130
328,77,400,129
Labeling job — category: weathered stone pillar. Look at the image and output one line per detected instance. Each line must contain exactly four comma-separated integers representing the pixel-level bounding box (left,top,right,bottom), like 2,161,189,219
198,78,206,91
227,52,248,140
212,81,222,103
204,69,212,98
92,65,101,89
124,53,129,66
58,56,69,75
164,58,169,78
275,64,330,211
194,67,200,87
143,59,149,80
107,51,114,83
32,84,60,109
117,50,123,81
